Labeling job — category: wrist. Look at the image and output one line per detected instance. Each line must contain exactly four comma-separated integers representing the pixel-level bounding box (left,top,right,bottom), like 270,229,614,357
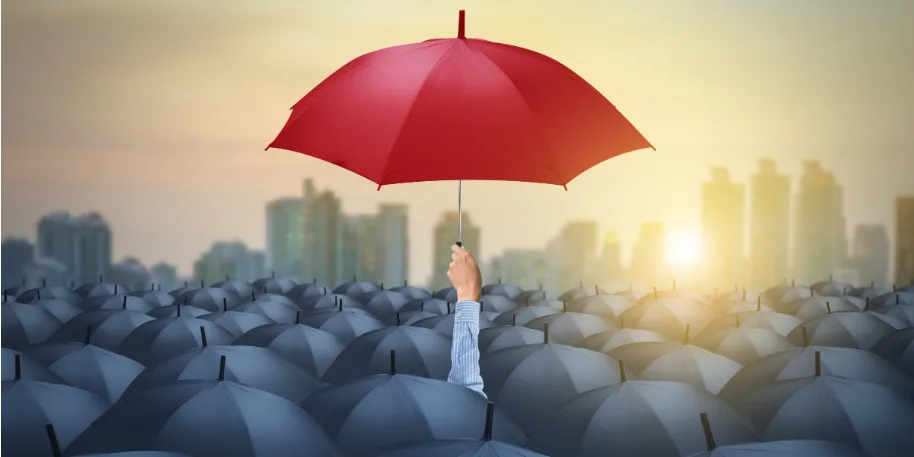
456,287,480,303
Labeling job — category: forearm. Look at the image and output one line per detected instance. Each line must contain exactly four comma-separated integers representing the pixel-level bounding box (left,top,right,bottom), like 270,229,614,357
447,300,487,397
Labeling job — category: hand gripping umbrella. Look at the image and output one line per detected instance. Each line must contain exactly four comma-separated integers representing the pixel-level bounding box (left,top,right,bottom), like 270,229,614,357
267,10,653,246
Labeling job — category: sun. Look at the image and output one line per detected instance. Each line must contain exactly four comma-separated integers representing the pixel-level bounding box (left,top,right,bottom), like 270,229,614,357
665,230,703,268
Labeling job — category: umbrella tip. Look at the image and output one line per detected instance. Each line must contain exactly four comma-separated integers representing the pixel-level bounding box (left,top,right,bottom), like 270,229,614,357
200,326,208,347
218,355,226,381
390,349,397,375
483,402,495,441
45,423,62,457
814,350,821,376
457,10,466,39
618,359,626,383
699,413,716,450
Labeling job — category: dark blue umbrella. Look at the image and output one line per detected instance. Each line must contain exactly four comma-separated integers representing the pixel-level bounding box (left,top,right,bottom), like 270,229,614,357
901,284,914,293
172,287,242,312
580,328,667,353
765,284,813,306
787,312,899,350
83,294,157,313
33,298,83,323
433,287,459,302
301,293,364,313
482,281,524,300
234,322,345,377
377,439,545,457
526,379,759,457
608,341,743,394
777,296,862,320
2,350,66,384
389,282,432,300
479,326,545,353
871,328,914,379
303,369,526,457
568,294,634,320
66,372,341,457
285,282,331,307
146,302,210,318
323,326,452,384
524,312,609,346
397,310,439,326
115,317,234,366
3,280,42,299
16,285,81,305
48,309,154,351
399,297,452,315
699,310,802,338
517,289,558,304
518,296,564,310
2,378,108,456
237,298,301,323
411,313,496,338
492,305,560,326
198,310,275,337
75,281,128,300
478,294,517,313
732,372,914,457
335,279,382,297
719,346,914,403
850,285,893,300
874,304,914,327
692,327,795,365
686,439,871,457
125,345,324,403
711,289,769,310
129,288,176,307
211,277,255,297
810,279,854,297
72,452,194,457
2,301,63,349
618,298,719,341
560,284,610,302
299,307,386,344
252,275,300,295
361,290,411,317
24,339,145,404
479,339,631,434
167,282,196,298
869,291,914,308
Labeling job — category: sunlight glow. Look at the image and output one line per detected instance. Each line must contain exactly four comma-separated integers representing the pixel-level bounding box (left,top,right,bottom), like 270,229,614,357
665,230,703,267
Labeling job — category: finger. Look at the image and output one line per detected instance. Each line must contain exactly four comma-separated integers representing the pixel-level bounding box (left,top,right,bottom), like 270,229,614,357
451,244,462,254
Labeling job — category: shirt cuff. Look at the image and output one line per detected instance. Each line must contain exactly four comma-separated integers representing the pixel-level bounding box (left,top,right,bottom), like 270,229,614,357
454,300,480,323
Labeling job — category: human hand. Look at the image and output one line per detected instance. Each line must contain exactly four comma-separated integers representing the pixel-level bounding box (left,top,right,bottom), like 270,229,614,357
448,244,481,303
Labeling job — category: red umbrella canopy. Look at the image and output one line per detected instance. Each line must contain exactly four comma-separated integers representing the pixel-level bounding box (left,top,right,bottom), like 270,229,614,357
268,11,653,188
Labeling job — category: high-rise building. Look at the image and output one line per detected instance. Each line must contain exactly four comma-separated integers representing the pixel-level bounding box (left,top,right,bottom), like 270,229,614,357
794,161,846,284
150,262,178,291
2,238,34,288
701,167,745,288
110,257,151,291
850,225,890,287
193,241,263,283
266,197,304,280
591,231,626,283
544,221,599,292
896,197,914,286
488,250,547,290
302,187,348,287
629,222,665,287
347,214,381,283
431,211,480,290
37,212,112,285
749,159,791,289
376,204,409,287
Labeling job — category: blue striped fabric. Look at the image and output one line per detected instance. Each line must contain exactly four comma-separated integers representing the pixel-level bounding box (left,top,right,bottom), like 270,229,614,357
447,300,487,398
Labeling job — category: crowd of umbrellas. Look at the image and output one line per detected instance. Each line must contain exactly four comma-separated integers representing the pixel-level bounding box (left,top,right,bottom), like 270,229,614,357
3,274,914,457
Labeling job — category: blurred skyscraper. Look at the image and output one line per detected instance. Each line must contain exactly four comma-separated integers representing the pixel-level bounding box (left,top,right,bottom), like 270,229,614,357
544,221,599,292
302,181,349,287
590,231,626,283
347,214,381,283
150,262,178,291
488,250,547,291
110,257,152,291
375,204,409,287
896,196,914,286
2,238,34,288
629,222,665,287
266,197,304,280
193,241,264,283
850,225,890,287
431,211,479,290
794,161,847,284
701,167,745,288
749,159,791,289
37,212,112,285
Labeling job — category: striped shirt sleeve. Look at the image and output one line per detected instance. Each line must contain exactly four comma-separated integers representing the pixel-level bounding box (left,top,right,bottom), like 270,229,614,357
447,300,487,398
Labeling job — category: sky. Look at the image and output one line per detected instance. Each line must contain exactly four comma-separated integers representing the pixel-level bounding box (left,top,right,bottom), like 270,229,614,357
2,0,913,283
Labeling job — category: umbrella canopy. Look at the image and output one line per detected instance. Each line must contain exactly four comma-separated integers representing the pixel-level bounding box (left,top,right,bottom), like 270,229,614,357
3,280,43,298
692,327,795,365
778,296,863,320
302,293,364,313
787,312,899,350
16,285,81,305
285,282,331,306
2,379,109,456
334,280,382,297
871,328,914,379
24,341,146,404
523,312,609,346
637,289,708,305
873,304,914,327
323,326,452,383
2,301,63,349
618,299,719,341
210,278,255,297
567,294,634,320
2,349,66,384
236,299,301,324
765,285,814,306
900,284,914,293
299,307,386,344
580,328,667,353
517,290,559,304
197,310,275,337
479,326,545,353
128,289,176,308
303,373,526,457
48,309,154,351
82,294,157,313
479,343,630,434
399,297,453,315
870,291,914,308
559,285,604,302
115,317,234,366
124,345,324,404
609,342,743,394
711,290,769,309
361,290,412,317
478,295,517,313
31,298,83,323
168,282,196,298
850,285,893,300
75,282,128,300
732,375,914,457
493,305,560,326
66,379,341,457
388,284,432,300
376,439,546,457
72,452,194,457
482,282,524,300
526,380,759,457
686,440,869,457
399,310,439,325
699,310,802,338
147,303,210,318
722,300,774,315
433,287,460,302
252,276,299,295
241,291,297,306
411,313,496,337
233,323,345,377
172,287,242,312
810,279,854,297
718,346,914,402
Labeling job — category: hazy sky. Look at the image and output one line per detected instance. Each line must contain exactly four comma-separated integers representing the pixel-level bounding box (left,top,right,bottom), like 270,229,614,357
3,0,913,282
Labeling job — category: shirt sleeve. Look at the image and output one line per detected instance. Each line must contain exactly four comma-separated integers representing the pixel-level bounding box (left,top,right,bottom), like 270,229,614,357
447,300,487,398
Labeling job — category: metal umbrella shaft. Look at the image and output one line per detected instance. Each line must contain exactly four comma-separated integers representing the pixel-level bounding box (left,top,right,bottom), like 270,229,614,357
457,180,463,247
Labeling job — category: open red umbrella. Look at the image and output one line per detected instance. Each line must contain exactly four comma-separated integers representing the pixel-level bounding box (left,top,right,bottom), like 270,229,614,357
267,10,653,245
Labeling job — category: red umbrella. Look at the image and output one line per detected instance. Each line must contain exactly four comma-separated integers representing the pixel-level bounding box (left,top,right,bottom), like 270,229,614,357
268,10,653,245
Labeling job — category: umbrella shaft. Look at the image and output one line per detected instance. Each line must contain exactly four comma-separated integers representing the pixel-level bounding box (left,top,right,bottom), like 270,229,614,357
457,180,463,246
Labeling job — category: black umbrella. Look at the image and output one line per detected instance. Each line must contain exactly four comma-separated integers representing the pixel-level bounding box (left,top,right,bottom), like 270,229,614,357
711,289,769,309
48,309,154,352
523,312,609,346
482,281,524,300
609,339,743,395
83,295,157,313
128,289,176,307
242,291,297,306
66,364,341,457
732,365,914,457
871,328,914,379
479,326,545,353
397,310,439,325
399,297,452,315
32,298,83,323
568,294,634,320
285,282,331,306
434,287,460,302
526,375,759,457
115,317,234,366
636,288,708,305
870,291,914,308
2,349,66,384
301,293,363,313
234,322,345,377
198,309,275,338
719,346,914,403
2,301,63,349
323,326,452,384
479,335,631,434
335,279,382,297
777,296,862,320
303,367,526,457
377,439,546,457
15,285,81,305
874,305,914,327
172,287,242,312
810,279,854,297
558,284,601,302
901,284,914,293
2,376,109,456
478,294,517,313
787,312,899,350
2,280,42,299
516,289,559,304
237,298,301,324
699,310,802,338
686,439,871,457
765,284,813,306
389,283,432,300
492,305,560,326
71,452,194,457
580,328,667,353
75,281,129,300
618,298,719,341
299,307,386,344
692,326,795,365
252,275,300,295
410,312,496,337
361,290,411,317
168,281,196,298
146,300,210,318
850,284,893,300
125,345,324,403
211,277,255,297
